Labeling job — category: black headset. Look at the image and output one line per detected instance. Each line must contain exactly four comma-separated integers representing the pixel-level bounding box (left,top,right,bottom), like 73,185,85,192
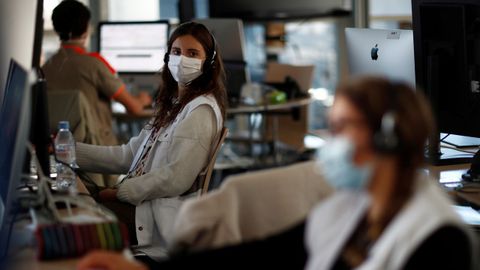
163,23,217,69
372,82,401,154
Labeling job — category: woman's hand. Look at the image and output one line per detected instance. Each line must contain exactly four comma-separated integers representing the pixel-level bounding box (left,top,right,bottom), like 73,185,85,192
98,188,119,202
77,251,147,270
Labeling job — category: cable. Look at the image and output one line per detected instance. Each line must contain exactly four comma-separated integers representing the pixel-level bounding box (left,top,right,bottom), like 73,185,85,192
439,133,450,143
49,137,101,195
440,144,478,154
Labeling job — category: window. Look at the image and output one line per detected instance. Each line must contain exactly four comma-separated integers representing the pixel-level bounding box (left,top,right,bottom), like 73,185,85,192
108,0,160,21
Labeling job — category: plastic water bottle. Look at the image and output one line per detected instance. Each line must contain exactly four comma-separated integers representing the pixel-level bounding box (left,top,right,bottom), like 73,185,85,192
54,121,77,193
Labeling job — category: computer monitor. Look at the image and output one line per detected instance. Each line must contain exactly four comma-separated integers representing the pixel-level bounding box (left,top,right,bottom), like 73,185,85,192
412,0,480,163
29,70,50,177
194,18,247,62
345,28,416,88
98,21,169,74
193,19,250,106
0,59,32,256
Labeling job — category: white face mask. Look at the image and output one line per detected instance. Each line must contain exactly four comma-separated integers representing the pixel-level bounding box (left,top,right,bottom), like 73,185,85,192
167,55,203,85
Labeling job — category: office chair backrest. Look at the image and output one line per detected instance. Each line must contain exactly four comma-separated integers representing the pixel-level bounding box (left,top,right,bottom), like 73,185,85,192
47,90,101,144
199,127,228,195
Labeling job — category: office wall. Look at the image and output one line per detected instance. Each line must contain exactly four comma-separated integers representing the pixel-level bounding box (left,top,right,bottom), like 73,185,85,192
0,0,37,104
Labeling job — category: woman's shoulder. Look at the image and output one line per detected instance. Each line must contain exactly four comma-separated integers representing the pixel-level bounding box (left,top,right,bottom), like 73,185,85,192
410,173,461,217
186,94,218,109
183,94,221,121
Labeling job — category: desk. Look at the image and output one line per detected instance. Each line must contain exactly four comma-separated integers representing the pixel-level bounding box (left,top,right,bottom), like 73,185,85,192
227,97,312,165
113,97,312,120
6,162,480,269
6,180,115,270
429,163,480,207
226,97,312,114
113,97,313,165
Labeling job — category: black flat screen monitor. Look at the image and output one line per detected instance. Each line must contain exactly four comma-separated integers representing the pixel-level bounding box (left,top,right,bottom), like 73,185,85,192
29,72,50,176
0,59,32,256
98,21,169,74
412,0,480,164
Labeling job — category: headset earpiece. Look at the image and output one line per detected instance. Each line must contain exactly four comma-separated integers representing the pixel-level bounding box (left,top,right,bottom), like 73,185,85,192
372,82,401,154
209,48,216,66
373,112,399,154
203,24,217,68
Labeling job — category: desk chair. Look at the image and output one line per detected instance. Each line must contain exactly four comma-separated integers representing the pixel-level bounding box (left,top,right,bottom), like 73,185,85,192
47,90,113,187
199,127,229,195
170,160,333,253
47,90,101,145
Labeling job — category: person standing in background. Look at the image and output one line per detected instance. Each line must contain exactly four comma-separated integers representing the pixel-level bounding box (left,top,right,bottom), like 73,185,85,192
43,0,152,147
43,0,152,187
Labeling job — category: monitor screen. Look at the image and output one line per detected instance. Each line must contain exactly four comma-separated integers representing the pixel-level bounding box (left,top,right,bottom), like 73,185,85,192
345,28,416,88
98,21,169,73
193,18,247,61
0,59,31,254
413,0,480,138
29,73,50,177
193,19,250,106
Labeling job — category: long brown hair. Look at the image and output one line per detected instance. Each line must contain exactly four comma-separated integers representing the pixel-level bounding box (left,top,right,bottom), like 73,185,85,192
335,76,434,232
150,21,227,130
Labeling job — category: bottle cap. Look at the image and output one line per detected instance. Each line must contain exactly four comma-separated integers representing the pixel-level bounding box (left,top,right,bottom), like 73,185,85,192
58,121,70,130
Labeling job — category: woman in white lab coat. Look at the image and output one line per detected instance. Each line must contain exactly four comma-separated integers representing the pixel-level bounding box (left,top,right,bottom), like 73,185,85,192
75,21,226,262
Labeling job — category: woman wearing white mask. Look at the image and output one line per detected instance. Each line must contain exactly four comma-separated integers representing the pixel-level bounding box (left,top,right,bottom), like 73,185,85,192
75,21,226,263
78,77,476,270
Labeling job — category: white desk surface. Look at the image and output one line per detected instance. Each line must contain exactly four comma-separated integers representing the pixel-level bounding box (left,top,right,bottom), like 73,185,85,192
6,162,477,270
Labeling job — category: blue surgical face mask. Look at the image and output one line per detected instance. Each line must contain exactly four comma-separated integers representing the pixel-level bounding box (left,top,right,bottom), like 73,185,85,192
315,136,373,190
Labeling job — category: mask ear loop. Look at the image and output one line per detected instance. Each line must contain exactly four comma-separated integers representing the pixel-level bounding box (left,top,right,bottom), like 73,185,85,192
163,52,169,64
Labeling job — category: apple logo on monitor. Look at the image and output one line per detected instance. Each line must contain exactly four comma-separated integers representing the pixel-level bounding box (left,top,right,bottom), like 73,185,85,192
371,44,379,60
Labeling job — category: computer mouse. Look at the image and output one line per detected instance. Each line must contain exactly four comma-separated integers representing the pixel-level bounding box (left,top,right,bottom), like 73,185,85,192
461,149,480,182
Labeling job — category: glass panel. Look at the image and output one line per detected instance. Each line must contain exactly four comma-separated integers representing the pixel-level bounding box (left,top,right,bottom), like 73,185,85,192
279,20,338,91
244,23,267,82
108,0,160,21
278,20,337,130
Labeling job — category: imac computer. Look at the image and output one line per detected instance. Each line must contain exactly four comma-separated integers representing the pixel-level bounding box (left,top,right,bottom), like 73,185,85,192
98,21,169,74
345,28,415,88
412,0,480,165
0,59,32,257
